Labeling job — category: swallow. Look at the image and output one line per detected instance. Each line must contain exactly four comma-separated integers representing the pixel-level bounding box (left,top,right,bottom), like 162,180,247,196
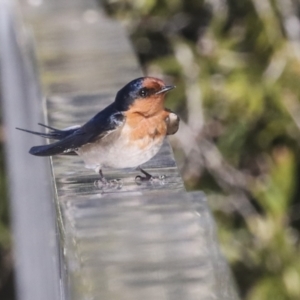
16,77,180,185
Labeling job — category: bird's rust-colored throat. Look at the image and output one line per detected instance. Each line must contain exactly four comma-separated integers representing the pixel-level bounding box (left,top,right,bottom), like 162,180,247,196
126,95,165,117
125,108,170,145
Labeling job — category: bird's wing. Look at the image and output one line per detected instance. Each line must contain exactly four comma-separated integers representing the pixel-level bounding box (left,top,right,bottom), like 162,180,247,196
26,105,125,156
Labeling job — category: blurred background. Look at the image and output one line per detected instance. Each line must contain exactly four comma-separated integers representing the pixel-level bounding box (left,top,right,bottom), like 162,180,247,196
1,0,300,299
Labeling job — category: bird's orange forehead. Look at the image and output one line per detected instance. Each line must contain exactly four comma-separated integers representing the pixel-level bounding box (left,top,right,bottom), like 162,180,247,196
142,77,165,91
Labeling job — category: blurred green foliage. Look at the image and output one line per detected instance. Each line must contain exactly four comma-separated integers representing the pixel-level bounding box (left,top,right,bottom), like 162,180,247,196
102,0,300,298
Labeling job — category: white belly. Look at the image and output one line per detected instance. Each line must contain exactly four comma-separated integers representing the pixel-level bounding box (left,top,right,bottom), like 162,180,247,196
76,126,164,172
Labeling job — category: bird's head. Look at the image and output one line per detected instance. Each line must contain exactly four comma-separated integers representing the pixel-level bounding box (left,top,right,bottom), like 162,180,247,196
114,77,175,116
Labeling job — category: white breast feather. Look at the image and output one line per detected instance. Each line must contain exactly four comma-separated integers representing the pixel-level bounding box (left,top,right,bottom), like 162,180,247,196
76,123,164,172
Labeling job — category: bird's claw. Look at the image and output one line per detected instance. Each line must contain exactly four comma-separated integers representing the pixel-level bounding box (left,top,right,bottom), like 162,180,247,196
135,174,166,185
135,175,145,185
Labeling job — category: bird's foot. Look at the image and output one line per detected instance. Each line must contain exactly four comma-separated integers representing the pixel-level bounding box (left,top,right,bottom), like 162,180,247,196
135,167,166,185
94,178,123,190
95,169,123,190
109,178,123,189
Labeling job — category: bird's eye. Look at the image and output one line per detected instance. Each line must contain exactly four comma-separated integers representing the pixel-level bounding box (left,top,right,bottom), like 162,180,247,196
139,88,148,98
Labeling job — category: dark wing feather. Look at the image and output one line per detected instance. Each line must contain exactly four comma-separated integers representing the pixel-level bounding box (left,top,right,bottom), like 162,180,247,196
16,124,80,140
19,104,125,156
29,131,94,156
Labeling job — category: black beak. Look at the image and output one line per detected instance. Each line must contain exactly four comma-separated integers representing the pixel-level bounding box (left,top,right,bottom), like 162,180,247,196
155,85,176,95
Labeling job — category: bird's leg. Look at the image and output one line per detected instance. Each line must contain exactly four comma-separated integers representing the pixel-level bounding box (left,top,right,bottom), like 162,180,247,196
95,169,122,190
99,169,108,185
135,167,152,182
135,167,166,185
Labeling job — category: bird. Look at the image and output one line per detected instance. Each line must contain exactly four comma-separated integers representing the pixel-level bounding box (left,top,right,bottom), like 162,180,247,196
16,77,180,185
